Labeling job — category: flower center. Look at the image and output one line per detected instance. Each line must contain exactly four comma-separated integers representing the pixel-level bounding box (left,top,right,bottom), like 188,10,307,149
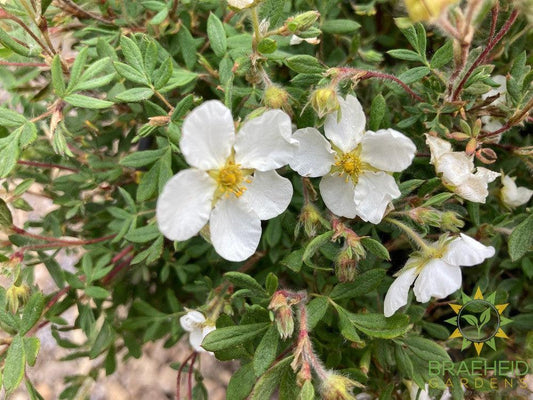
210,160,251,199
332,149,363,183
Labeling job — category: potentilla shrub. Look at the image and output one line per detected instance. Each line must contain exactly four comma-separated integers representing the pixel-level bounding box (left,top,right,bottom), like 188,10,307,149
0,0,532,399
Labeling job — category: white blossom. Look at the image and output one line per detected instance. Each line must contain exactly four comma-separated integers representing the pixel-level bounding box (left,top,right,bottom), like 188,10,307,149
290,95,416,224
227,0,255,10
406,381,452,400
426,134,500,203
384,234,495,317
290,35,321,45
500,174,533,209
156,100,295,262
179,310,216,353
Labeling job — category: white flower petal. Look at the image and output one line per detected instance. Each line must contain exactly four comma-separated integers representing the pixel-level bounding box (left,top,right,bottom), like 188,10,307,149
475,167,500,183
290,128,335,177
290,35,304,45
442,234,495,267
189,328,206,352
501,175,533,208
241,170,293,220
425,134,452,165
181,100,235,170
353,172,400,224
234,110,296,171
319,174,358,218
227,0,254,9
210,197,262,262
408,383,432,400
413,259,462,303
454,168,499,203
384,267,418,317
324,95,365,153
360,129,416,172
481,116,503,134
437,152,474,186
482,74,507,105
157,169,216,241
180,311,206,332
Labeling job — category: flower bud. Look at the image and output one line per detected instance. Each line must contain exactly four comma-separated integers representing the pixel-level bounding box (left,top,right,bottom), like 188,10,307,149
310,87,340,118
148,115,170,126
296,203,324,238
465,138,477,156
476,147,497,164
320,372,362,400
263,85,291,111
440,211,464,232
404,0,458,22
335,250,357,283
409,207,441,227
268,291,295,339
287,11,320,33
6,284,30,314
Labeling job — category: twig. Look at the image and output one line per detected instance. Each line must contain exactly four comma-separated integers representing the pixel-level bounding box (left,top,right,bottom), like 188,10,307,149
17,159,78,172
0,61,48,67
176,352,196,400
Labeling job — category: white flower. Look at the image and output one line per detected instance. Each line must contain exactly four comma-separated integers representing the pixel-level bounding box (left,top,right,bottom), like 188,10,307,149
290,35,321,45
406,381,452,400
384,234,495,317
500,174,533,209
481,75,507,139
180,311,216,353
426,134,500,203
227,0,255,10
156,100,295,261
290,95,416,224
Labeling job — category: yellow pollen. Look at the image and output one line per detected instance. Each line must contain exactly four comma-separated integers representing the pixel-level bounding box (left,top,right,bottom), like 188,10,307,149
333,151,362,182
213,161,248,198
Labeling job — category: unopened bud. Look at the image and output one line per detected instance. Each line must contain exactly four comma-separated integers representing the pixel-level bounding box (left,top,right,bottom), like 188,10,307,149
296,203,323,238
6,284,30,314
476,147,497,164
441,211,464,232
335,250,357,283
404,0,459,22
465,138,477,156
310,87,340,118
264,85,290,111
410,207,441,227
287,11,320,33
268,291,295,339
148,115,170,126
320,372,363,400
447,131,470,141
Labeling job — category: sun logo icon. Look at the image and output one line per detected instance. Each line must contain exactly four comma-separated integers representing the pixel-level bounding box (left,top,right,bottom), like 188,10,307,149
446,288,512,355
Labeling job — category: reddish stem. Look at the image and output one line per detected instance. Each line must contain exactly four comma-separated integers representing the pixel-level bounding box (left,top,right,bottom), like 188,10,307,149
101,254,134,285
12,226,115,247
17,160,78,172
0,61,48,67
176,352,196,400
451,9,519,101
361,71,424,102
187,352,197,400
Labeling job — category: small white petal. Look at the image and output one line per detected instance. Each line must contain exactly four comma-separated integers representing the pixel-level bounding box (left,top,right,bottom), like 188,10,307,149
454,168,500,203
409,383,432,400
353,172,400,224
481,116,503,134
425,134,452,165
157,169,216,241
384,267,418,317
241,170,293,220
319,174,358,218
290,35,304,45
227,0,254,9
501,175,533,208
360,129,416,172
290,128,335,177
324,95,365,153
181,100,235,170
210,197,262,262
482,74,507,105
234,110,296,171
189,328,206,352
475,167,500,183
437,152,474,186
180,311,206,332
413,259,462,303
442,234,495,267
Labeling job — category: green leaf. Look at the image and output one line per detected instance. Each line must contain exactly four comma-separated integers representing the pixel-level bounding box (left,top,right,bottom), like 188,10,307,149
509,214,533,261
115,87,154,102
398,66,430,84
335,305,361,343
51,55,66,97
202,323,270,352
0,107,27,127
361,237,390,260
0,138,19,178
227,363,255,400
403,336,451,362
144,40,158,76
0,198,13,228
298,381,315,400
253,325,279,376
64,94,114,109
89,320,115,358
153,58,173,90
285,55,325,74
430,40,453,69
24,337,40,367
20,292,44,335
125,224,161,243
85,286,111,299
224,272,267,297
369,94,386,131
330,268,386,300
66,47,88,93
120,36,145,72
120,147,168,168
281,249,304,272
350,313,410,338
114,61,150,85
265,273,278,295
74,74,116,92
259,0,286,27
251,357,292,400
177,26,199,70
387,49,424,62
322,19,360,34
302,230,334,267
421,192,454,207
395,344,414,379
3,335,26,393
0,27,35,57
306,296,329,330
258,38,277,54
207,13,227,57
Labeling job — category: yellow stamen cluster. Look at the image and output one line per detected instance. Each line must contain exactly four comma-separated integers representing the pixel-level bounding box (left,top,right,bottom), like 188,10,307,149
211,160,250,199
332,150,363,183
